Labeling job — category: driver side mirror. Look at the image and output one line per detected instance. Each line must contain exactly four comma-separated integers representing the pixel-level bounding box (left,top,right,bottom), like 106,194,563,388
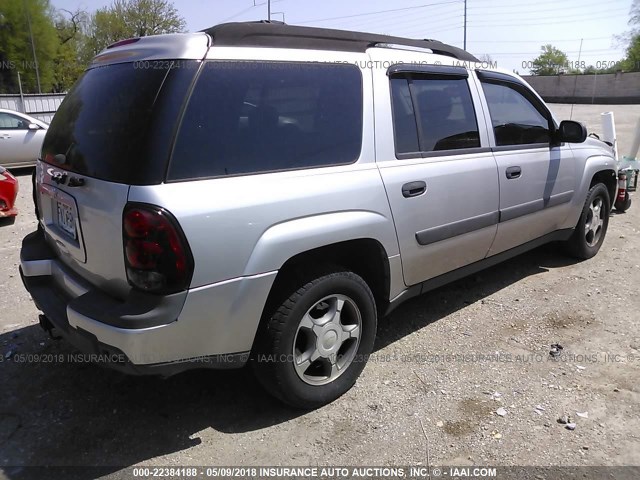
556,120,587,143
28,123,40,130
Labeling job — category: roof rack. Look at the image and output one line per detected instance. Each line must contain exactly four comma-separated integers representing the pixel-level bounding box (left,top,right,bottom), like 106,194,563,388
201,21,478,62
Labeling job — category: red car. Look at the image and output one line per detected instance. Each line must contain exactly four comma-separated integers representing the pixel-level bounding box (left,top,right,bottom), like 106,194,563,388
0,166,18,218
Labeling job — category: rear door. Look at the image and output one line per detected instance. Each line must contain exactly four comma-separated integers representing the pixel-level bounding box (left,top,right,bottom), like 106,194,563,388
373,62,499,286
474,71,576,256
36,61,197,298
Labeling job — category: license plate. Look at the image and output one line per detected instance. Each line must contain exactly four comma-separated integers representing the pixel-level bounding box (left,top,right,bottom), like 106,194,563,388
56,201,76,239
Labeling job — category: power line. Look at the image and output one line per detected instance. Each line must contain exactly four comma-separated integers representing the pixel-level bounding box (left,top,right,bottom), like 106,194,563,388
219,5,255,23
466,4,626,19
469,16,626,28
485,48,621,55
468,8,627,26
399,21,465,38
353,12,465,33
328,3,461,31
296,0,462,25
471,36,613,43
218,0,284,23
467,0,627,9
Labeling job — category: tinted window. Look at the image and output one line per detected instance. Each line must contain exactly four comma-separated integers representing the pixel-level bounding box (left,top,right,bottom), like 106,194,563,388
0,113,27,129
390,75,480,155
391,75,480,153
390,77,419,154
168,62,363,180
481,81,551,146
41,61,197,184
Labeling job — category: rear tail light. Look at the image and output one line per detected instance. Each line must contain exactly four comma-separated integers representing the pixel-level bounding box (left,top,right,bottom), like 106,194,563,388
0,166,14,181
123,204,194,294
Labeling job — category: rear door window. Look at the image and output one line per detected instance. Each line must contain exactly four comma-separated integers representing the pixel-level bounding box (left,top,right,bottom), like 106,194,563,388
168,61,363,180
390,74,480,155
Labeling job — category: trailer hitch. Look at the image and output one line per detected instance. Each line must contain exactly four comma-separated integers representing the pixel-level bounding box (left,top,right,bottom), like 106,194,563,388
38,315,61,340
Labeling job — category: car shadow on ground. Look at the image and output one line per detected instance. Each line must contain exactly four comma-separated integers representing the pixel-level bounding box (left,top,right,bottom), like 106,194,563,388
0,243,580,476
376,243,579,351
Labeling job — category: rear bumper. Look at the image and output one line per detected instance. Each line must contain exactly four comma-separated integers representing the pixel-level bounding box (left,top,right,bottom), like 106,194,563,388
20,230,276,374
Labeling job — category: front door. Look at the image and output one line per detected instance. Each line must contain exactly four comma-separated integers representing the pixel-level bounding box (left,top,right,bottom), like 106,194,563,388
475,72,576,255
374,64,499,286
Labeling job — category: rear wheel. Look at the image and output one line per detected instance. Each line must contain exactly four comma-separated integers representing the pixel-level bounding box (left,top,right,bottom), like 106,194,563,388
252,270,377,409
565,183,610,259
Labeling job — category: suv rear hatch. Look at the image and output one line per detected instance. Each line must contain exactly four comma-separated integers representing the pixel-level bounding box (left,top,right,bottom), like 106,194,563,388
37,45,203,299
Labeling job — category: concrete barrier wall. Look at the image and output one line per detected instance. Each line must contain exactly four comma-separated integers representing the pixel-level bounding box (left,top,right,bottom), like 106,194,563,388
521,72,640,104
0,94,65,123
1,74,638,121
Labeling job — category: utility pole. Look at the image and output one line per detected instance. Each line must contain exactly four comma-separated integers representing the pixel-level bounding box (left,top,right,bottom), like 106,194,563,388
268,0,271,21
463,0,467,50
17,71,25,113
23,0,41,93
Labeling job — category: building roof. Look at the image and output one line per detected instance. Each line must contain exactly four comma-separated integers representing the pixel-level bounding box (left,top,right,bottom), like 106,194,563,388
202,21,478,62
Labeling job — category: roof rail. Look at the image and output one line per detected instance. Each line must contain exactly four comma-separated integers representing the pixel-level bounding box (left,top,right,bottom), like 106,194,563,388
373,43,434,54
201,22,478,62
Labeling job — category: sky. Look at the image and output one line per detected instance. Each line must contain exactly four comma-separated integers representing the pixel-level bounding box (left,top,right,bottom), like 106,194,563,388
51,0,635,73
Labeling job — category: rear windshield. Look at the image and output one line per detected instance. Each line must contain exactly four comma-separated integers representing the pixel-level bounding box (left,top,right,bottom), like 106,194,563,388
41,61,197,185
168,61,363,181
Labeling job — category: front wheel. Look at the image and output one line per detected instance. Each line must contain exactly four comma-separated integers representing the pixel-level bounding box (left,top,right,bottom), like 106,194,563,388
564,183,610,259
252,270,377,409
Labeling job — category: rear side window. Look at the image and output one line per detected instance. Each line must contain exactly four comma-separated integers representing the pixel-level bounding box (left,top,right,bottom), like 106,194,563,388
480,81,551,146
168,62,363,180
390,74,480,155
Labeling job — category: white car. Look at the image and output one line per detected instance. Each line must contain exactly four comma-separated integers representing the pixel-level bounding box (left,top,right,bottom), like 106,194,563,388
0,108,48,168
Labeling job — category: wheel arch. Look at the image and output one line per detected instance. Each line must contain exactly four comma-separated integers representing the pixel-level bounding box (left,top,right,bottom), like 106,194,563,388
589,168,617,208
256,238,392,341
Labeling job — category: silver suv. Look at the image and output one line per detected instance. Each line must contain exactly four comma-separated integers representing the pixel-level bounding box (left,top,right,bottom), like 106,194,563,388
20,22,617,408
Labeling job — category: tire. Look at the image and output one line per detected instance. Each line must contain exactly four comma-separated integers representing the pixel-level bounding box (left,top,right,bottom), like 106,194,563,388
615,192,631,213
564,183,610,259
252,270,377,409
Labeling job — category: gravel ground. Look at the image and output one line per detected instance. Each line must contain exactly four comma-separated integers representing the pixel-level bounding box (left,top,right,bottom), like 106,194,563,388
1,105,639,478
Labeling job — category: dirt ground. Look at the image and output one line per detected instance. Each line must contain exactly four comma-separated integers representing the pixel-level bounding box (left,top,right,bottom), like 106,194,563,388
1,105,639,478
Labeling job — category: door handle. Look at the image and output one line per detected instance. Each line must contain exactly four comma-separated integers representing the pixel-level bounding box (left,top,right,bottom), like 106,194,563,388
402,181,427,198
506,166,521,179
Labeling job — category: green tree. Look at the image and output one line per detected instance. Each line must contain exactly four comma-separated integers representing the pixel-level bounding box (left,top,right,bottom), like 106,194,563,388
0,0,57,93
620,1,640,71
51,9,88,92
630,0,640,34
622,34,640,72
530,44,569,75
85,0,186,56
